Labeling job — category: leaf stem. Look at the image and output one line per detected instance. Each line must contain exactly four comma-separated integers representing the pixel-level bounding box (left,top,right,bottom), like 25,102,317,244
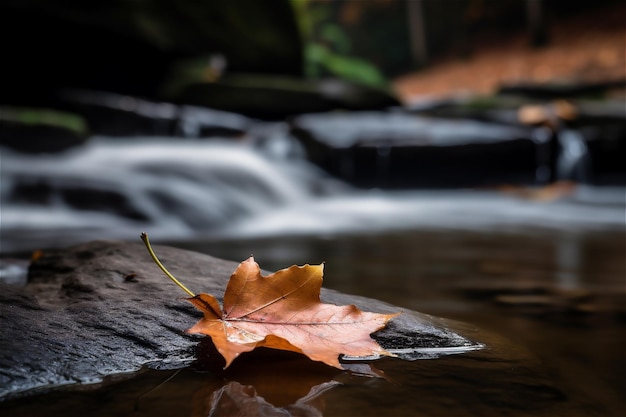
140,232,195,297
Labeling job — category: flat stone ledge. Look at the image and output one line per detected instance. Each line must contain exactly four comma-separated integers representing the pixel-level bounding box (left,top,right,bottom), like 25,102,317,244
0,240,481,400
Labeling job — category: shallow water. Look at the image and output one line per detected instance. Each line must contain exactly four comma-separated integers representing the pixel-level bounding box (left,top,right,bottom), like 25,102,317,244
2,229,624,416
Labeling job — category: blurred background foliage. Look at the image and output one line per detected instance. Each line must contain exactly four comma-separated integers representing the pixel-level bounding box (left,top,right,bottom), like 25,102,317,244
291,0,388,88
1,0,623,104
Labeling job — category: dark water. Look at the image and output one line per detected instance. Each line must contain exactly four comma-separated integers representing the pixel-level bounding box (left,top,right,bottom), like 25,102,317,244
2,229,624,416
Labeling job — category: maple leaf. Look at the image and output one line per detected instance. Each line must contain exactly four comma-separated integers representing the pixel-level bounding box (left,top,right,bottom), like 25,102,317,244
140,233,399,370
141,233,400,369
187,257,399,369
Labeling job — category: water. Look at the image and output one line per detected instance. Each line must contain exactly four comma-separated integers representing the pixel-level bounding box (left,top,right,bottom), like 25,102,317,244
176,230,625,415
1,230,624,416
1,138,623,253
1,138,625,415
0,138,334,253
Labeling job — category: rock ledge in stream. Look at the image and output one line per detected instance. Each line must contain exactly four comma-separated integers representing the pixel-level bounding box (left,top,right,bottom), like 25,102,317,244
0,240,480,400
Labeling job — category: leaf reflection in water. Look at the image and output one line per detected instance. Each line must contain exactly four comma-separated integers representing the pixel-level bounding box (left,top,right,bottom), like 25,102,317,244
187,337,395,416
201,381,340,417
190,339,379,415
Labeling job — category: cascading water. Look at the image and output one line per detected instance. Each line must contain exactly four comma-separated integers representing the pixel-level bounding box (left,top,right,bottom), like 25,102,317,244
0,138,330,252
1,136,624,253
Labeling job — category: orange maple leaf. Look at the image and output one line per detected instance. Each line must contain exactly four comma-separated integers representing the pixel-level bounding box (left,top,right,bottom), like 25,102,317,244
141,233,399,370
187,257,399,369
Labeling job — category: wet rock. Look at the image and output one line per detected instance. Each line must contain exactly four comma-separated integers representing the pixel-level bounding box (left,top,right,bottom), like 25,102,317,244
178,105,253,138
6,179,152,224
0,240,480,400
498,79,626,99
411,96,626,185
0,107,88,153
407,94,534,126
57,90,253,137
174,75,400,120
292,111,547,188
57,90,180,137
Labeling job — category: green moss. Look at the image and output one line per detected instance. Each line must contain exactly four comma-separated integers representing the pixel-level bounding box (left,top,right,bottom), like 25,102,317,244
0,107,88,135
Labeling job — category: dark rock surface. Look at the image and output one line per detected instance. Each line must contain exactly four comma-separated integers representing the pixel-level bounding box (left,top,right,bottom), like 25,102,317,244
0,107,89,153
0,240,480,400
291,111,545,188
174,75,401,120
57,90,253,138
498,79,626,99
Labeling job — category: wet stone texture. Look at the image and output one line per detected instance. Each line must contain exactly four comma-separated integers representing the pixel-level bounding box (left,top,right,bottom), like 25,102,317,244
0,240,480,400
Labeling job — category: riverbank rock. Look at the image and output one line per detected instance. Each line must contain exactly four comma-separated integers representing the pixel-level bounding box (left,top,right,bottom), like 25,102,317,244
291,111,546,188
57,90,253,137
0,107,88,153
172,75,400,120
0,240,480,400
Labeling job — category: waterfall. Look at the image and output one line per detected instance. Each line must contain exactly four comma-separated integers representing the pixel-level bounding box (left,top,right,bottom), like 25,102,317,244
1,137,623,253
1,138,331,251
556,129,591,182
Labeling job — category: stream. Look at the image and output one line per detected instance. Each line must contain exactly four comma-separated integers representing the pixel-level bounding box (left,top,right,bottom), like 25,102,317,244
1,137,625,416
1,137,623,253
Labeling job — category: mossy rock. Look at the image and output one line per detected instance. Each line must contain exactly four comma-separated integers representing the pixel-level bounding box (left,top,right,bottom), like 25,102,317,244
0,107,88,153
172,74,400,120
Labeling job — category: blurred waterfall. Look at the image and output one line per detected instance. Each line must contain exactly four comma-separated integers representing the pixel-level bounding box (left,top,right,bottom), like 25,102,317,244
0,138,335,252
1,137,624,254
556,129,591,182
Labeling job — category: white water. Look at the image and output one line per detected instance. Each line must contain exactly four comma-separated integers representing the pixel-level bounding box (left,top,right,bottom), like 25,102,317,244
1,138,624,253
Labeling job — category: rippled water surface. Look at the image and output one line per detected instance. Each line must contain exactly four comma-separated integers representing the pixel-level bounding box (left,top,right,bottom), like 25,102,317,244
2,229,624,416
